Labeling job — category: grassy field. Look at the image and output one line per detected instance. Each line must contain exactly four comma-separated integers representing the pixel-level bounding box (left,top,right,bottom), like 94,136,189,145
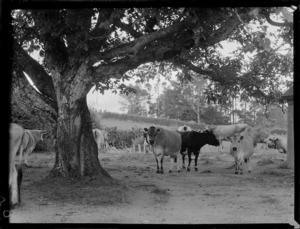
10,143,297,225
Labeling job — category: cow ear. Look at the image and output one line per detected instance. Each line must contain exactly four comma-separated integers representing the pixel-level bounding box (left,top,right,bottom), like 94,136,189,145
157,128,160,133
144,128,148,132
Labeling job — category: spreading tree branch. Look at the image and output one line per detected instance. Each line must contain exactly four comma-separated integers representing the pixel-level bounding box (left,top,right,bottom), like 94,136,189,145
91,19,191,62
13,41,57,107
265,14,290,27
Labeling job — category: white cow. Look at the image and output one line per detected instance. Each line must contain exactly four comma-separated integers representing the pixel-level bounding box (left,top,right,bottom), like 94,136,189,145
229,133,254,174
93,128,108,153
210,123,249,151
21,129,46,166
177,125,192,132
264,135,287,154
9,123,25,208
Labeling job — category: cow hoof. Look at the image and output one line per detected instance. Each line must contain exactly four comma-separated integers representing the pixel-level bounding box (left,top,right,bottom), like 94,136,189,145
169,170,172,173
248,170,251,173
160,170,164,174
195,168,198,171
177,170,180,173
156,170,160,174
187,168,190,172
234,171,238,174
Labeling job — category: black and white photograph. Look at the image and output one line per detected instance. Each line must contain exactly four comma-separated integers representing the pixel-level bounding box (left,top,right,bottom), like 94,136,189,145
3,1,299,226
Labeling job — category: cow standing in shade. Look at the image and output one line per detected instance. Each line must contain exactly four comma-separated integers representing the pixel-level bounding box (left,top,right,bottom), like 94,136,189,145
144,126,181,174
209,123,249,151
264,135,287,154
93,128,108,154
21,129,46,167
229,133,254,174
180,130,220,171
9,123,25,208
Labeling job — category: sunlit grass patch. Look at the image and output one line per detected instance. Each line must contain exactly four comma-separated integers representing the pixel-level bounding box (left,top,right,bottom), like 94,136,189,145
117,152,153,164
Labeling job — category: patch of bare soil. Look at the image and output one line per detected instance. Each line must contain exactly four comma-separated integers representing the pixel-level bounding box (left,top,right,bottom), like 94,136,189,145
9,144,299,226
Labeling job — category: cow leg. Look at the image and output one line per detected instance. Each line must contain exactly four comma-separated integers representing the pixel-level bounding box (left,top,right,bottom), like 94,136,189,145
169,157,174,173
194,151,199,171
218,140,223,152
155,157,160,173
182,154,186,169
176,154,181,173
160,156,164,174
238,161,243,175
234,160,239,174
24,147,34,167
15,164,23,203
246,158,251,173
187,150,192,172
10,165,19,208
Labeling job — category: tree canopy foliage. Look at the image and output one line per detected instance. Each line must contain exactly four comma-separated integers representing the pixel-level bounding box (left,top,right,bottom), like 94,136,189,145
9,5,295,177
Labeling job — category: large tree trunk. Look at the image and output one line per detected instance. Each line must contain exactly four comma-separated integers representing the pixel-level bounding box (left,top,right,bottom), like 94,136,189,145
50,66,110,178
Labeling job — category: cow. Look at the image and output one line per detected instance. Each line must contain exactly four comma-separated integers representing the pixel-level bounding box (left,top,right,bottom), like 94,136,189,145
229,133,254,175
21,129,46,167
144,126,181,174
9,123,25,208
177,125,192,132
264,135,287,154
93,128,108,153
180,130,220,171
209,123,249,151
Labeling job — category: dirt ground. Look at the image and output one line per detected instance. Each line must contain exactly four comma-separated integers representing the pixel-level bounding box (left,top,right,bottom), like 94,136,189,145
10,143,299,226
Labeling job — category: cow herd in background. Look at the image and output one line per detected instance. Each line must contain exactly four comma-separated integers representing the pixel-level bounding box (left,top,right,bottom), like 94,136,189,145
8,122,287,209
144,124,288,175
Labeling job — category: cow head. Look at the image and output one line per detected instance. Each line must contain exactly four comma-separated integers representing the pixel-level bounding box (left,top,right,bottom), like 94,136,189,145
40,130,47,141
264,137,279,149
204,130,220,146
230,135,244,152
144,126,160,145
229,135,247,168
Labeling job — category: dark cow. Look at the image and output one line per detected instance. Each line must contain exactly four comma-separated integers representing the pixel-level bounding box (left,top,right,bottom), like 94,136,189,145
144,126,181,174
180,130,220,171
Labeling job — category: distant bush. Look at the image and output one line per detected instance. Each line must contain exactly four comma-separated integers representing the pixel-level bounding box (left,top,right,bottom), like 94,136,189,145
101,111,206,130
252,127,269,146
270,128,287,135
106,127,143,149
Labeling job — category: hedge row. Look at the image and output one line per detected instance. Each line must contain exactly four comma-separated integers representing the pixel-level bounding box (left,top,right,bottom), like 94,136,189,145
105,127,144,149
101,111,206,130
269,128,287,135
